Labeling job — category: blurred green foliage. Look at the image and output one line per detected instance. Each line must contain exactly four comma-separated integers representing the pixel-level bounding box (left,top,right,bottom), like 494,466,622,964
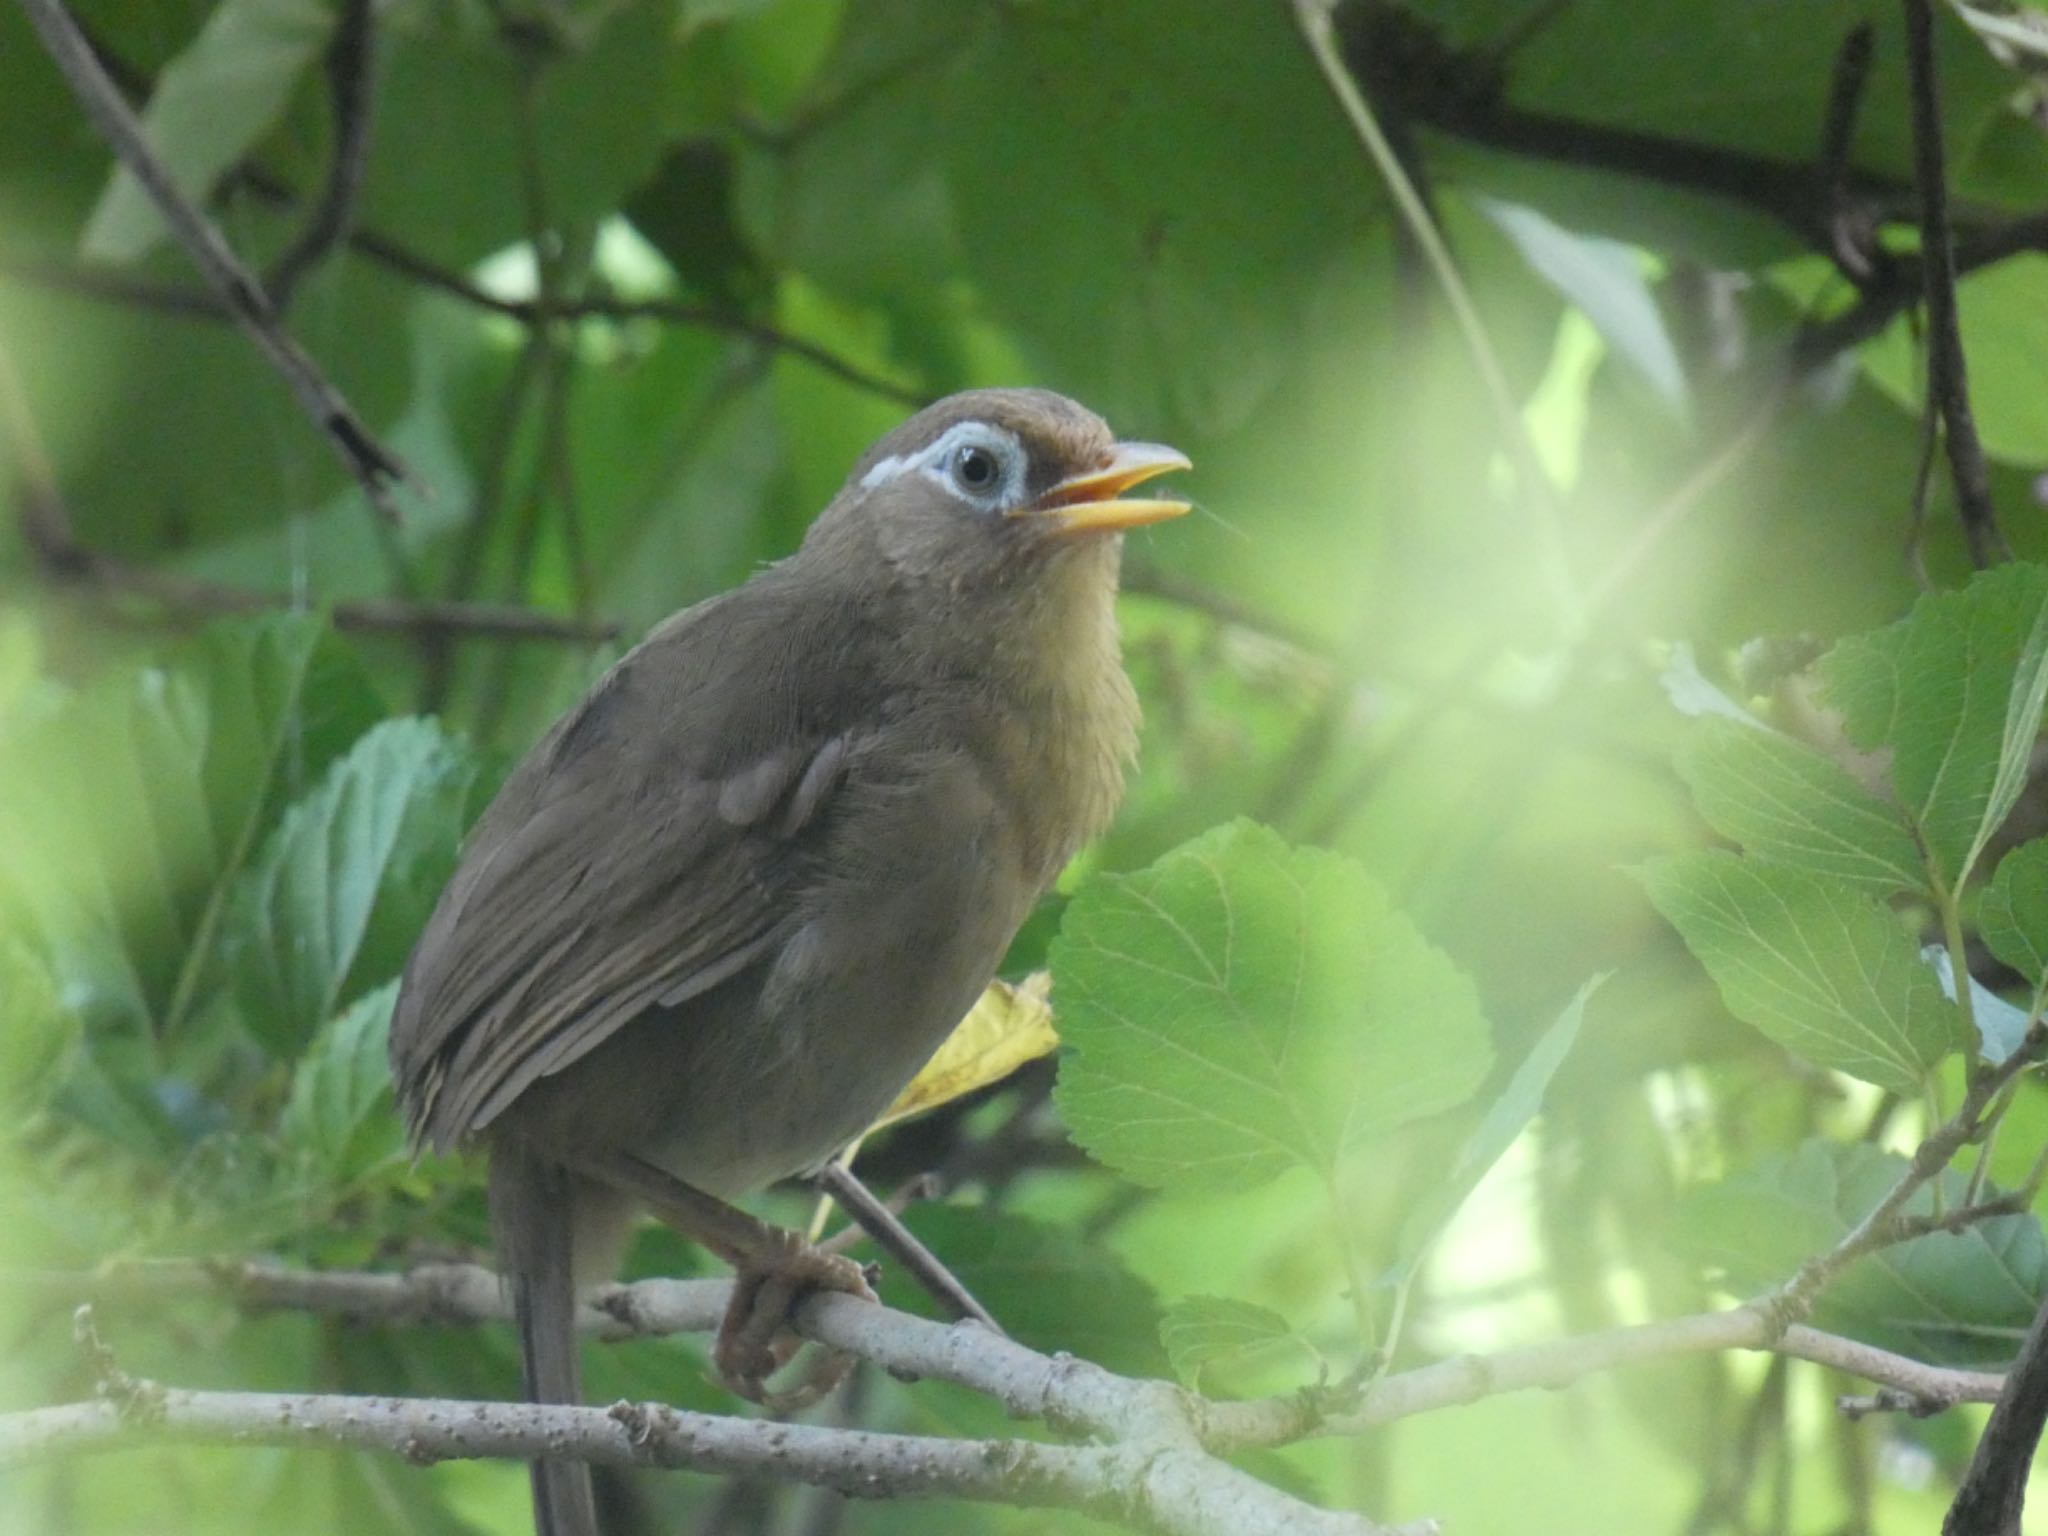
3,1,2048,1533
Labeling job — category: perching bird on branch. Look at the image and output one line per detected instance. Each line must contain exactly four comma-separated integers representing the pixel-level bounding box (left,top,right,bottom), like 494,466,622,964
388,388,1189,1536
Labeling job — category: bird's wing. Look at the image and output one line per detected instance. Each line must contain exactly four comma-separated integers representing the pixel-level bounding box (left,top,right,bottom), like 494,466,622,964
390,583,885,1151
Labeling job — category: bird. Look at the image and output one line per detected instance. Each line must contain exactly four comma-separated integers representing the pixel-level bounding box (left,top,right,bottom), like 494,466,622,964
387,387,1189,1536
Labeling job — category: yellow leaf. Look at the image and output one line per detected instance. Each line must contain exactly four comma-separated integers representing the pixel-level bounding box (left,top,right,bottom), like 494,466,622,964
870,972,1056,1131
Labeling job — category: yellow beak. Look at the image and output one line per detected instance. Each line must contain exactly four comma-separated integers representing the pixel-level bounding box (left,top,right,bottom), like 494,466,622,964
1024,441,1192,535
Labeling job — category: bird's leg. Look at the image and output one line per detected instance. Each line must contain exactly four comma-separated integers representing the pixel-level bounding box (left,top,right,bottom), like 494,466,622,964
575,1150,876,1407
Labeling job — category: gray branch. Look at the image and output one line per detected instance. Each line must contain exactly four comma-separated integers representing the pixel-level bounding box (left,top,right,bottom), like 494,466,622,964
0,1387,1405,1536
10,1259,2008,1447
5,1276,1419,1536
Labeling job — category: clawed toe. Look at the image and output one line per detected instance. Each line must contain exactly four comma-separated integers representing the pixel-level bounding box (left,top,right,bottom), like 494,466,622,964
712,1229,878,1408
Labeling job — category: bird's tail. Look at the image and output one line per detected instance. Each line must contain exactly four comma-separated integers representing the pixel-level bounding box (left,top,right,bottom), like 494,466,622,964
491,1143,599,1536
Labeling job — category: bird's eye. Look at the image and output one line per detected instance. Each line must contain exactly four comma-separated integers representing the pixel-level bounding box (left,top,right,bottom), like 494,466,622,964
953,444,999,492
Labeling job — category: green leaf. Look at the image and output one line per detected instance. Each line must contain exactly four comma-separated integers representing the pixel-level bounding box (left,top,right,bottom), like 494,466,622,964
224,718,480,1055
1052,819,1492,1192
1658,642,1762,726
190,615,387,847
874,1206,1168,1378
1678,1139,2048,1368
1393,974,1606,1278
0,661,210,1029
1674,717,1925,895
1821,562,2048,888
1923,946,2035,1065
1981,838,2048,991
0,617,380,1036
1476,197,1685,410
361,1,688,268
1861,256,2048,465
0,933,79,1117
939,0,1374,429
1641,851,1965,1091
81,0,338,263
1158,1296,1301,1389
1971,590,2048,884
279,982,402,1181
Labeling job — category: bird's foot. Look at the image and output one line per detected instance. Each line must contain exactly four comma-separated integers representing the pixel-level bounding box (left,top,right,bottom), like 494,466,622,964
715,1226,878,1410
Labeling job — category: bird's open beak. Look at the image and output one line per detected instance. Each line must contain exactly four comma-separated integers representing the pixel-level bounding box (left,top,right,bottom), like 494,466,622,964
1024,441,1192,536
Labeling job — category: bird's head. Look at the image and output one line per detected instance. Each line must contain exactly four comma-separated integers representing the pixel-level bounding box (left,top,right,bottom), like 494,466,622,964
805,388,1189,587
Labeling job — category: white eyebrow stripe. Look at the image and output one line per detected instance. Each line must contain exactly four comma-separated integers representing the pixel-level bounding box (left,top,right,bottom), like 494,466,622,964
859,421,1025,499
860,452,909,490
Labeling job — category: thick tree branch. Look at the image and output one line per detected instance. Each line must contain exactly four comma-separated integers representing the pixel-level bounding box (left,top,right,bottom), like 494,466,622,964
0,1388,1401,1536
14,1260,2009,1449
5,1293,1412,1536
14,0,410,517
1943,1289,2048,1536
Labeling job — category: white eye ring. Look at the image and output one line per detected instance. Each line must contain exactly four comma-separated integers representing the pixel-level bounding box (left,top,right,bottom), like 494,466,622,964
950,442,1002,495
861,421,1026,509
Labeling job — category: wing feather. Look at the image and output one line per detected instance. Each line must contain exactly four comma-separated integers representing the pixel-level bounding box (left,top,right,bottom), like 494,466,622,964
390,581,882,1151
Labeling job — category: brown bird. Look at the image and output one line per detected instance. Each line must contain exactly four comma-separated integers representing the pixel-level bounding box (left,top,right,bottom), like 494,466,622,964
388,387,1188,1536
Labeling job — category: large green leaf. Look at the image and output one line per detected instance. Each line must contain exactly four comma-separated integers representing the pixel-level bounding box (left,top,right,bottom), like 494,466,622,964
1820,562,2048,889
1981,838,2048,995
939,0,1374,431
360,0,687,268
1674,717,1925,895
1052,819,1492,1192
1476,197,1685,410
0,617,377,1034
1158,1295,1302,1391
737,0,978,309
1392,973,1605,1278
223,716,481,1054
874,1205,1168,1379
1678,1139,2048,1368
1861,257,2048,466
80,0,338,263
1422,0,2029,208
1641,850,1965,1091
0,932,78,1117
278,981,402,1182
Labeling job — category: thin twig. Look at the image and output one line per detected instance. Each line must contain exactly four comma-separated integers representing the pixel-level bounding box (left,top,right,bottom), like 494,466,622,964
15,0,410,517
1290,0,1578,635
264,0,377,309
1817,24,1881,283
420,330,554,706
1903,0,2009,567
0,334,612,643
1759,1021,2048,1333
813,1164,1001,1333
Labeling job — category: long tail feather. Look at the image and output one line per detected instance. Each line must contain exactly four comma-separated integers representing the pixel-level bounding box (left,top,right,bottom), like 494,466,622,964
492,1144,598,1536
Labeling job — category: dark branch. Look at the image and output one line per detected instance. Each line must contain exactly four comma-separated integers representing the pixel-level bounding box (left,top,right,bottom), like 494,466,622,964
0,353,619,645
14,0,410,518
1330,3,1919,253
1902,0,2007,566
0,235,929,410
1817,23,1884,283
1943,1290,2048,1536
264,0,378,310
